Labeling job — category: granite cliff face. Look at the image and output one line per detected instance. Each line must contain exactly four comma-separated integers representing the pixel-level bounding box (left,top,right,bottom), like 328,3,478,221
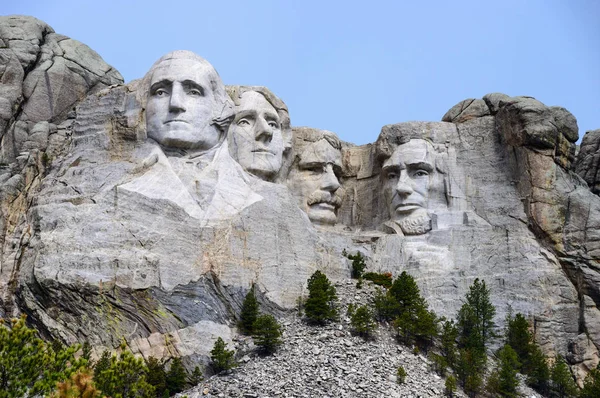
1,15,600,383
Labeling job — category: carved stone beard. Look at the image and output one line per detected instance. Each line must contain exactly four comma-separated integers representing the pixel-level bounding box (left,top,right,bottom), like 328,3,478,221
398,212,432,235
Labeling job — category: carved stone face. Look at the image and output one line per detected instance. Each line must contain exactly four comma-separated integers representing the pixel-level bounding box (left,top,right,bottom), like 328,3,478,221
382,139,444,234
146,57,221,150
228,91,284,181
288,139,342,225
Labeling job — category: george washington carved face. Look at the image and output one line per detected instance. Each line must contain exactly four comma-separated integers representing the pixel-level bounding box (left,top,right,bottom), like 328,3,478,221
145,51,232,151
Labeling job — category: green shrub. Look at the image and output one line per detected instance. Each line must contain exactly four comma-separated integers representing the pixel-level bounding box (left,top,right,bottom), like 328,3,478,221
362,272,393,288
396,366,407,384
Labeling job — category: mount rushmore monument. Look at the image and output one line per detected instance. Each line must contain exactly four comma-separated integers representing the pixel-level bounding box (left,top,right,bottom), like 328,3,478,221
1,15,600,380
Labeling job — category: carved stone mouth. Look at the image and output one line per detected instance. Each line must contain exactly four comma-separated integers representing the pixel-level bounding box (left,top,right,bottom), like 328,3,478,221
165,119,189,124
252,148,276,155
395,204,422,213
312,202,336,211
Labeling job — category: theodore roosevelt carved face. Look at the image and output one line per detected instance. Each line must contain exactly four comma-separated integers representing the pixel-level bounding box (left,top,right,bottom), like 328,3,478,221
382,139,445,235
287,129,343,226
227,87,290,181
144,51,232,151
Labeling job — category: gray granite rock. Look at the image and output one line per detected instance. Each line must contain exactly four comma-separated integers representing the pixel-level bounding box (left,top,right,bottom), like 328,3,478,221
575,129,600,193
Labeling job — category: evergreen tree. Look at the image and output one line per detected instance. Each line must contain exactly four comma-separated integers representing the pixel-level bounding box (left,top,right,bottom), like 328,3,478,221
505,312,534,372
81,341,92,362
145,356,166,397
252,314,283,354
580,365,600,398
210,337,236,374
350,305,376,339
440,318,458,367
188,366,204,386
50,368,99,398
389,271,422,314
304,271,338,325
455,348,485,398
496,344,521,397
550,355,578,398
93,350,111,383
526,344,550,394
239,284,259,335
457,278,496,353
444,375,457,397
94,348,155,398
372,288,398,322
346,251,367,279
0,316,87,398
389,272,438,350
166,357,187,395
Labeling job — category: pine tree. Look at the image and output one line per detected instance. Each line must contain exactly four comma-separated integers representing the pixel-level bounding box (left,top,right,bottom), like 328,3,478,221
239,284,259,335
350,305,376,338
93,350,111,383
0,315,87,398
440,318,458,366
580,365,600,398
496,344,520,397
550,355,578,398
81,341,92,362
525,344,550,393
455,348,485,397
505,312,531,371
389,271,422,314
188,366,204,386
346,251,366,279
457,278,496,353
253,314,283,354
50,368,100,398
166,357,187,394
145,356,166,397
304,271,338,325
445,375,457,397
389,272,437,350
210,337,236,374
94,347,155,398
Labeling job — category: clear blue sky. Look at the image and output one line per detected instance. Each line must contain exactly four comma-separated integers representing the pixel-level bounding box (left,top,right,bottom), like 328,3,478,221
5,0,599,145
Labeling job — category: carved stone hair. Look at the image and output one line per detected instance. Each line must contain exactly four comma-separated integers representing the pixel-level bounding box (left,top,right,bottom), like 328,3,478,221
292,127,342,152
226,85,292,152
139,50,235,133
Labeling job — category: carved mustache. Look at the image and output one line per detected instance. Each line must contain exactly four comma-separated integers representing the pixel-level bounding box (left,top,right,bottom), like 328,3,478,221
307,191,342,208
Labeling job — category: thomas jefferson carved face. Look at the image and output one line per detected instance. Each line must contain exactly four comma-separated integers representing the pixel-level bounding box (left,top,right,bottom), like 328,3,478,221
382,139,444,235
288,138,342,225
228,91,284,181
145,53,223,150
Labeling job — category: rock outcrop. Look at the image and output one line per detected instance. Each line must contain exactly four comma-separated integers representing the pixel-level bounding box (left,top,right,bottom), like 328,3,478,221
1,15,600,387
